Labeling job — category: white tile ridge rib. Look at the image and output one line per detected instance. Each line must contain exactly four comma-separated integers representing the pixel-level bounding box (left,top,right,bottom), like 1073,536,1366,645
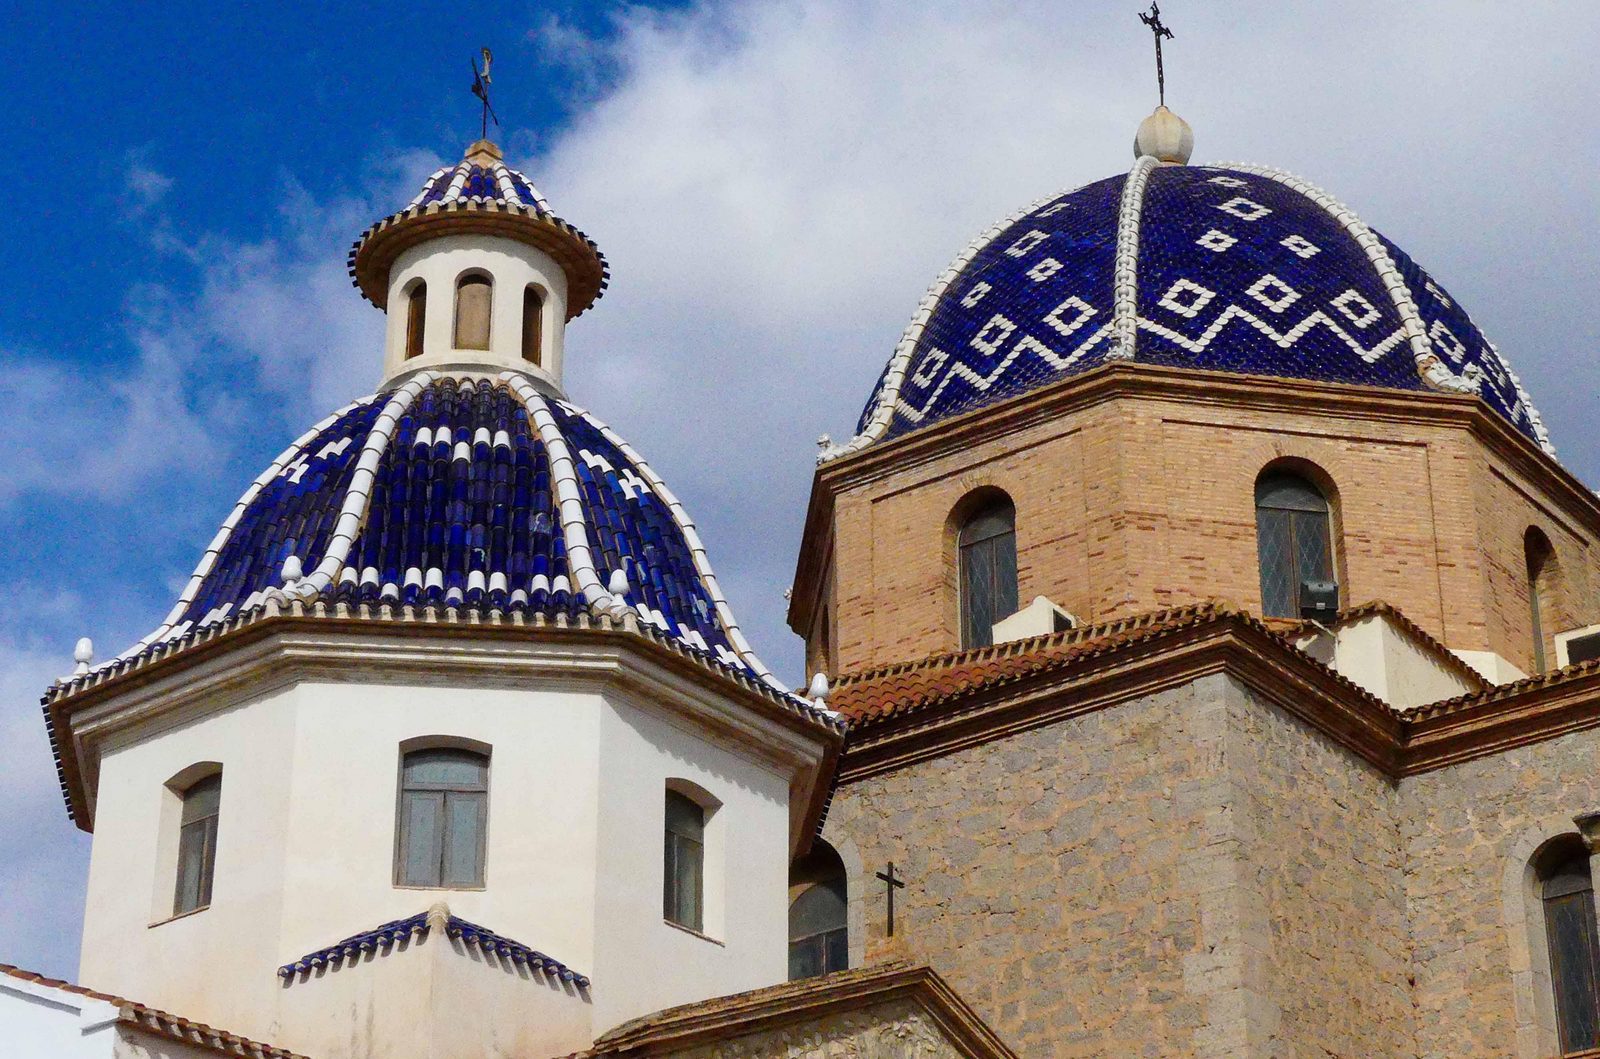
498,373,617,617
405,166,450,210
824,181,1094,464
558,398,788,693
1109,155,1162,360
1213,164,1499,406
282,372,438,604
107,394,379,668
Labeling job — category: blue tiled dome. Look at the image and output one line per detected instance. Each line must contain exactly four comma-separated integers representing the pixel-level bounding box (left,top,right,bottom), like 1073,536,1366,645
844,160,1553,457
124,373,782,689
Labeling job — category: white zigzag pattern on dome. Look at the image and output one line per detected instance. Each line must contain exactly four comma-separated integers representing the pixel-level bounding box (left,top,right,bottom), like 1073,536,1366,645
1139,302,1410,362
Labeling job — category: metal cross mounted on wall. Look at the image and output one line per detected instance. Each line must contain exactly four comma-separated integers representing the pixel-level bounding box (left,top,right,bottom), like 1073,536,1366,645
1139,2,1175,107
876,861,907,937
470,47,500,140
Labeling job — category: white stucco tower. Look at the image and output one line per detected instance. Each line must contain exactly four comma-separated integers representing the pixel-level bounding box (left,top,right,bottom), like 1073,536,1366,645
45,139,841,1059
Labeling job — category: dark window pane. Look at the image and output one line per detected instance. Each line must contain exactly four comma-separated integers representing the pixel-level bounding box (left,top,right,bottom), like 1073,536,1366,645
173,776,221,915
441,791,486,887
788,936,823,981
666,790,705,841
1292,510,1333,586
399,790,445,887
1256,508,1296,617
664,791,706,930
1547,891,1600,1051
1256,473,1327,513
402,748,487,790
991,530,1019,622
958,500,1017,649
180,774,221,825
790,881,846,938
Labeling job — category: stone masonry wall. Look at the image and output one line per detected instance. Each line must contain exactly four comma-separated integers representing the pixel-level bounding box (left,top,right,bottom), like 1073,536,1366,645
1400,729,1600,1059
826,673,1415,1057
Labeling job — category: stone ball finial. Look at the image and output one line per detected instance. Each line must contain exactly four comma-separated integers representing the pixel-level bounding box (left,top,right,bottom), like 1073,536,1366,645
281,554,304,584
608,568,630,596
73,637,94,676
1134,105,1194,164
807,672,831,701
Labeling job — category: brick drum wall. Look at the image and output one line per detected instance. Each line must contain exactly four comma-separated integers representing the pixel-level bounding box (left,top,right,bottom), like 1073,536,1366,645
826,673,1416,1057
1400,731,1600,1059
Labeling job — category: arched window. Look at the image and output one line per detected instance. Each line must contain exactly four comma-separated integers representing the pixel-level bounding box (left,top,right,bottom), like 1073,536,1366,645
1255,471,1335,619
395,747,488,888
788,841,847,980
1537,837,1600,1053
957,497,1018,649
664,789,705,931
521,286,543,365
404,282,427,360
173,772,221,916
1527,528,1556,673
453,274,492,351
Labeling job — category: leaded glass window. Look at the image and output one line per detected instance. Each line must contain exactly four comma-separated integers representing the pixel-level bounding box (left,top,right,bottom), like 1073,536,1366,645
788,841,848,980
173,773,221,916
1255,472,1334,619
396,748,488,888
1542,842,1600,1053
959,500,1018,649
664,790,705,931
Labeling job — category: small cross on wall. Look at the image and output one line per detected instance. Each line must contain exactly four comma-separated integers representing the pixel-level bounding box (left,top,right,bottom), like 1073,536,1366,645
875,861,907,937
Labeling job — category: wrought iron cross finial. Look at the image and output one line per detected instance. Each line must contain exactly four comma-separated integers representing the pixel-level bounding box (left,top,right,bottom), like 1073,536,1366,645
1139,2,1175,107
470,47,500,141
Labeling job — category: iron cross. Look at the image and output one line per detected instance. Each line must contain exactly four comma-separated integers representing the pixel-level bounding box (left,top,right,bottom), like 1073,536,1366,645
470,47,501,140
876,861,907,937
1139,2,1175,107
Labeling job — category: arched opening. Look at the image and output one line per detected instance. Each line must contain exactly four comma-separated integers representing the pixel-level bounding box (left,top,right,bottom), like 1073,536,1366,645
1534,835,1600,1053
453,273,493,351
395,745,489,888
404,282,427,360
789,841,847,980
1255,469,1336,619
955,492,1018,649
1526,527,1557,673
521,286,544,365
172,771,221,916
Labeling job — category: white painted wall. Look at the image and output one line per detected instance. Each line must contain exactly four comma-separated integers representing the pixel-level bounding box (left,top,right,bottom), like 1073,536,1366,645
0,975,121,1059
381,234,569,390
76,638,811,1057
1294,613,1481,710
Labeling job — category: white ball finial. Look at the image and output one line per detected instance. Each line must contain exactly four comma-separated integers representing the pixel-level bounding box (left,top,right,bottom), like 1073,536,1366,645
1134,105,1193,164
281,554,304,584
807,672,831,701
607,568,630,596
73,637,94,675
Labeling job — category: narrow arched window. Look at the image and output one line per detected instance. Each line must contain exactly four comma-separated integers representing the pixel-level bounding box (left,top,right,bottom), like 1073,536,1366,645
173,773,221,916
396,748,488,888
788,841,847,980
1255,471,1335,619
1527,528,1556,673
1538,838,1600,1053
453,274,492,350
404,282,427,360
664,789,705,931
958,498,1018,649
521,286,543,365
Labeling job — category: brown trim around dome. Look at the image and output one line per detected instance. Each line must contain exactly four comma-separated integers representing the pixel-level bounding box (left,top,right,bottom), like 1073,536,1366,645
348,200,608,319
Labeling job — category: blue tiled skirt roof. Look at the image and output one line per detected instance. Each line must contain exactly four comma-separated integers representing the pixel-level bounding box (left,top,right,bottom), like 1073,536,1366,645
843,161,1552,458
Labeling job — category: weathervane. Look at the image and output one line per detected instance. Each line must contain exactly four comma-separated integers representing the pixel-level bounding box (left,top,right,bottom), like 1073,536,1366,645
1138,2,1175,107
470,47,500,140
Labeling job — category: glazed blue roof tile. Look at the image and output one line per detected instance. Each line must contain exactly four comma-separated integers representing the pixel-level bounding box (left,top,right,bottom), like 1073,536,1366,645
134,374,782,688
277,910,589,987
407,158,549,213
848,161,1552,457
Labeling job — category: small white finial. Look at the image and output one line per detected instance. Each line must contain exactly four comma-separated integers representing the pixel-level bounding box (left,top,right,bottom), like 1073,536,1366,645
281,555,304,584
1134,106,1193,164
807,672,831,701
608,568,630,596
73,637,94,676
816,434,832,450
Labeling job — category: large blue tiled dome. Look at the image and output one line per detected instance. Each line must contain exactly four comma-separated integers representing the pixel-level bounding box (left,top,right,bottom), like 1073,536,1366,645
116,372,783,689
842,158,1552,457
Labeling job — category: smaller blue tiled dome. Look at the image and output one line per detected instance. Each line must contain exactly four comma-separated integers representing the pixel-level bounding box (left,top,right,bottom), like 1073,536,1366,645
840,152,1554,460
406,144,551,213
114,373,783,690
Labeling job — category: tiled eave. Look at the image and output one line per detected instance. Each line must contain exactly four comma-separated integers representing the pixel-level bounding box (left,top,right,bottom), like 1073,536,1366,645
832,603,1600,785
788,362,1600,639
45,599,842,834
348,199,609,317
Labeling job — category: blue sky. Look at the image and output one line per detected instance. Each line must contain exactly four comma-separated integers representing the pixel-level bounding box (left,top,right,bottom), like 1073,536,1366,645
3,1,1598,982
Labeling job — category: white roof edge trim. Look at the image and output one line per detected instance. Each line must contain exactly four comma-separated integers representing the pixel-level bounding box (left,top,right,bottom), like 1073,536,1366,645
822,181,1109,463
557,397,789,693
1109,155,1163,360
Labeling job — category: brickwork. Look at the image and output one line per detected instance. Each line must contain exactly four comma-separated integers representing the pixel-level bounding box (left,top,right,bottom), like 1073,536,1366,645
1400,730,1600,1059
801,369,1600,677
826,672,1416,1058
